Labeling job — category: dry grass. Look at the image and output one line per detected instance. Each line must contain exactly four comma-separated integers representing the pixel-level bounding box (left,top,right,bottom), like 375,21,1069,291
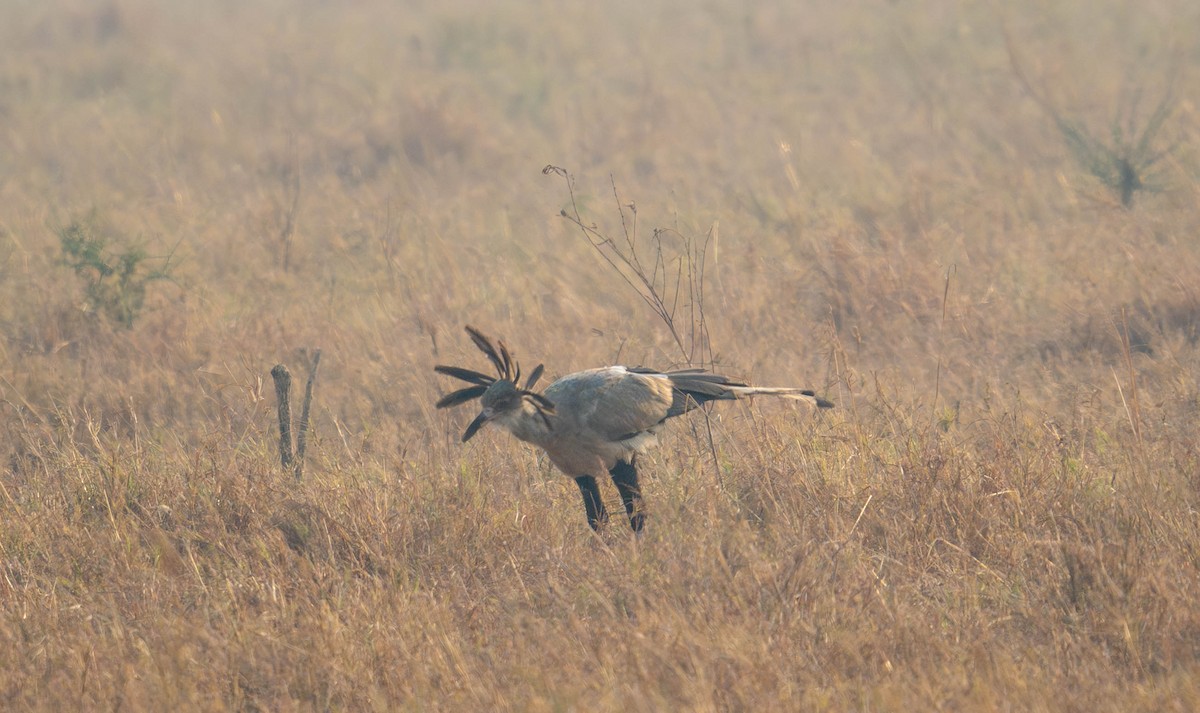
2,0,1200,710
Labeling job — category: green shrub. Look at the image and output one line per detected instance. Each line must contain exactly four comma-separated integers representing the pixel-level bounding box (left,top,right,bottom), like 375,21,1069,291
57,216,173,328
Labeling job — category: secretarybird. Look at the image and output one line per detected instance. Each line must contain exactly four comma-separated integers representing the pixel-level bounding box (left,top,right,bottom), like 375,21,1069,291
435,326,833,532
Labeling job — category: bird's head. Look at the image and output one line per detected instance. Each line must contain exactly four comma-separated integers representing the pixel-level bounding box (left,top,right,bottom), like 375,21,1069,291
434,326,555,442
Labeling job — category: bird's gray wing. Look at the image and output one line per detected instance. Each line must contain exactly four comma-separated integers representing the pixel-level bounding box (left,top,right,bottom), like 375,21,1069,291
544,367,675,442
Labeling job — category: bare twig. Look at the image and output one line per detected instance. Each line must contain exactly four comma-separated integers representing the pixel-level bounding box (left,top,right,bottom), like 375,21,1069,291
278,134,302,271
931,264,955,430
543,165,715,364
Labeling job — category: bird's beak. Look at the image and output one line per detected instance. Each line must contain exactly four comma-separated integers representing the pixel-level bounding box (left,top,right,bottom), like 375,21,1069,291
461,408,492,442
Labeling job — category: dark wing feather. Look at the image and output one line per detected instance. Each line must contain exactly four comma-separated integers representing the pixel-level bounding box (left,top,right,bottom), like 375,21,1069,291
434,365,495,386
436,384,489,409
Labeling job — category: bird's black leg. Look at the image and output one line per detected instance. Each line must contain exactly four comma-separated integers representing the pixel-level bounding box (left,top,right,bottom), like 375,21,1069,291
575,476,608,531
609,458,645,532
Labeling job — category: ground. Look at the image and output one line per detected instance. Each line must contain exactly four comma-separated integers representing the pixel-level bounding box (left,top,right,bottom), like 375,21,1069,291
1,0,1199,710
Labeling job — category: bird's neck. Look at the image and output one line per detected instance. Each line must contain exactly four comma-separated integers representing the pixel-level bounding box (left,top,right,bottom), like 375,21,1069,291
493,401,555,448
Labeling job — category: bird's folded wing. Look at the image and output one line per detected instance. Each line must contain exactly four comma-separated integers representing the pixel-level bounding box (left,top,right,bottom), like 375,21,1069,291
545,367,675,442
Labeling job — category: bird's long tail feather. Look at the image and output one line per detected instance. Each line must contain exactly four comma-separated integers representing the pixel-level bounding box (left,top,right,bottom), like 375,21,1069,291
727,385,835,409
661,370,834,413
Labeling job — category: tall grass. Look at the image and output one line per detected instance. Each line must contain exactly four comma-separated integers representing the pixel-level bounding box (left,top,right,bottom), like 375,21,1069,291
1,0,1199,709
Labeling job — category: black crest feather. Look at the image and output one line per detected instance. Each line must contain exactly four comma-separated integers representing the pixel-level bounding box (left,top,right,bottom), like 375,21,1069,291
525,363,545,390
433,365,495,386
434,328,552,422
465,325,517,381
436,385,489,409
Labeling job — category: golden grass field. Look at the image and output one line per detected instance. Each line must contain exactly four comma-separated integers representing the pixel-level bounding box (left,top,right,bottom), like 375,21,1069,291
2,0,1199,709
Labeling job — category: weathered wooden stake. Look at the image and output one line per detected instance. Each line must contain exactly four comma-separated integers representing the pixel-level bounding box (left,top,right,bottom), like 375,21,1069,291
294,350,321,480
270,364,293,470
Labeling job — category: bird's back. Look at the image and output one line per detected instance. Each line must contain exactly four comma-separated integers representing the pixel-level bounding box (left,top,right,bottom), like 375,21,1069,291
544,366,676,444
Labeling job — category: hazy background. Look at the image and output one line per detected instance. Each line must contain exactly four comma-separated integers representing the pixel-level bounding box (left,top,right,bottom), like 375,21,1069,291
1,0,1199,709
